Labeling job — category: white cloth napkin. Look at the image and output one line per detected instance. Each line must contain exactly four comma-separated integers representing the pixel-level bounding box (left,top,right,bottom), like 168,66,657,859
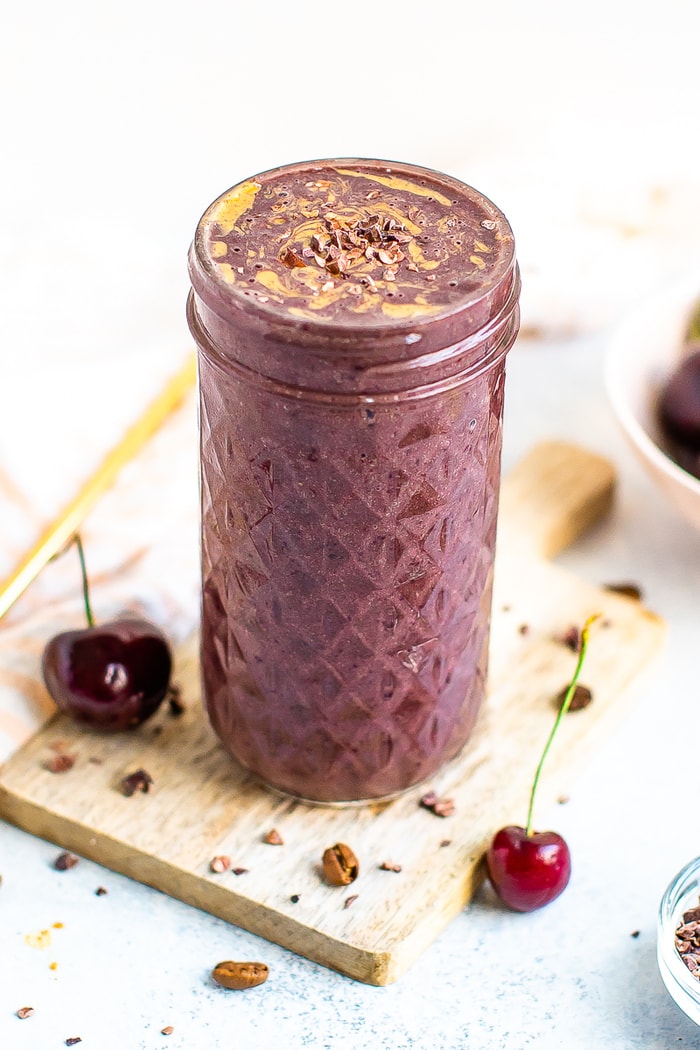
0,385,200,760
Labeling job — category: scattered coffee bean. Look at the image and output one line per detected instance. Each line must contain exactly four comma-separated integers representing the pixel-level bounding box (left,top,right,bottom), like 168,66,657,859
554,626,580,652
16,1007,34,1019
263,829,284,845
44,753,76,774
212,960,269,990
95,886,108,896
209,856,231,874
420,791,455,818
604,581,643,601
161,1025,174,1035
119,769,154,797
54,852,79,871
168,686,185,717
322,843,359,886
554,683,593,712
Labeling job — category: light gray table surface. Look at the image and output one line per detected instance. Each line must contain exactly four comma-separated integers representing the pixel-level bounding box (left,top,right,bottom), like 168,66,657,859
4,2,700,1044
2,332,699,1050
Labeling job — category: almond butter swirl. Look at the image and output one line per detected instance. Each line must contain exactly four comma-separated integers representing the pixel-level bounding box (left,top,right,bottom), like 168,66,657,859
195,161,513,326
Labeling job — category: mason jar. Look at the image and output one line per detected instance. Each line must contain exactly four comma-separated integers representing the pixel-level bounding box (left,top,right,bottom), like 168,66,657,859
187,158,520,803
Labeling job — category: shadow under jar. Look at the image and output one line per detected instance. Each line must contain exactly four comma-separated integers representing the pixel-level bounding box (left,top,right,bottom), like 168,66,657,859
187,158,520,804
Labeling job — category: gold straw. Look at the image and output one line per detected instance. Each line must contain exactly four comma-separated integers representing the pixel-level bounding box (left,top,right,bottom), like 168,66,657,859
0,353,197,620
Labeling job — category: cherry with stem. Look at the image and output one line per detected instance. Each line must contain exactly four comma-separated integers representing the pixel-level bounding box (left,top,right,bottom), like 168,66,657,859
486,615,598,912
42,534,173,732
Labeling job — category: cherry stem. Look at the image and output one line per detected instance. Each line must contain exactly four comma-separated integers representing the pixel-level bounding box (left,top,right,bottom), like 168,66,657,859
525,614,599,836
74,534,95,628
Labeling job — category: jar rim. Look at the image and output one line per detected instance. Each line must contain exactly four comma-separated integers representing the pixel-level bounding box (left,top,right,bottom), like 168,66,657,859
188,157,518,353
188,289,520,403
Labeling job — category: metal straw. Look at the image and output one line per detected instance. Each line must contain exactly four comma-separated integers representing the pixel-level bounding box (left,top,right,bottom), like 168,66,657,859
0,353,197,620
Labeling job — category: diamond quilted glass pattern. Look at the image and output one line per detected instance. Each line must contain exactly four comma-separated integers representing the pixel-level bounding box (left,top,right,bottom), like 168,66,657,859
198,354,506,802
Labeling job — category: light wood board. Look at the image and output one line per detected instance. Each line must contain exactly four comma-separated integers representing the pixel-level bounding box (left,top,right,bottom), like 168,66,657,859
0,442,666,985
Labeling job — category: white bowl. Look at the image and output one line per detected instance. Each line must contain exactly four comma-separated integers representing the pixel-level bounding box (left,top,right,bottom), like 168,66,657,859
606,272,700,532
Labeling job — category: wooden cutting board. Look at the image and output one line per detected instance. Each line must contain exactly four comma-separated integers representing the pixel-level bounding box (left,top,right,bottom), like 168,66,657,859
0,442,666,985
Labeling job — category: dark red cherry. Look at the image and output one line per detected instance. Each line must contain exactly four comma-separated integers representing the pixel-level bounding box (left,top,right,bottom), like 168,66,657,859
659,349,700,452
42,618,172,732
486,825,571,912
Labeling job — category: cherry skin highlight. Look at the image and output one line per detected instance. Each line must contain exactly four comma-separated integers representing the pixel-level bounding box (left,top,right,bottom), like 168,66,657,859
486,825,571,912
42,618,172,732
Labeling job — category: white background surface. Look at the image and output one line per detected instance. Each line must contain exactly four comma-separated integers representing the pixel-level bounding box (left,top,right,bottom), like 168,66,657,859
2,2,700,1047
3,1,700,539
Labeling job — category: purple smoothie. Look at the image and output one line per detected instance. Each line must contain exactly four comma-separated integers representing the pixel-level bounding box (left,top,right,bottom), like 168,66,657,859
188,159,520,803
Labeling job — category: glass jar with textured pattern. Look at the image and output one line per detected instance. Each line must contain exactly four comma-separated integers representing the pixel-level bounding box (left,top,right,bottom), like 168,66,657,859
187,158,520,803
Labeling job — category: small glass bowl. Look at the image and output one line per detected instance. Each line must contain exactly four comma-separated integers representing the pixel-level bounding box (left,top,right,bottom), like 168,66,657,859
658,856,700,1026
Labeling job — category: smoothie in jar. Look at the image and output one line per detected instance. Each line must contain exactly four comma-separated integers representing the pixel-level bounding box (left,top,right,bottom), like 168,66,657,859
187,159,520,803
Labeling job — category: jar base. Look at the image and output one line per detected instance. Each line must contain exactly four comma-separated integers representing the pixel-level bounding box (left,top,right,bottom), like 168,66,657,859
253,777,420,809
247,752,465,809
